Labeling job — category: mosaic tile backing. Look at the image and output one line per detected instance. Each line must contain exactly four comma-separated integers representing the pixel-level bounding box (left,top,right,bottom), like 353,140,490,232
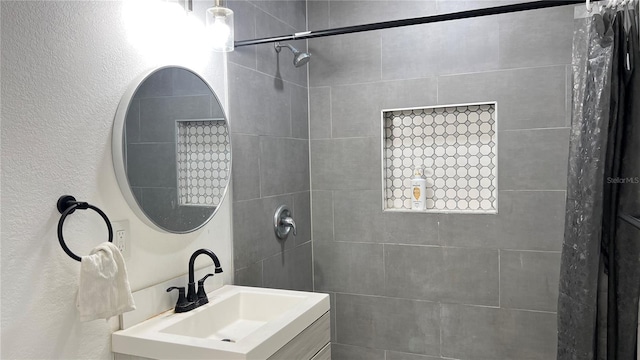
176,120,230,207
383,103,497,213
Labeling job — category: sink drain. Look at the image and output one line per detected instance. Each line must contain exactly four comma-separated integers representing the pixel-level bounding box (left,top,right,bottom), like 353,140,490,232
221,339,235,343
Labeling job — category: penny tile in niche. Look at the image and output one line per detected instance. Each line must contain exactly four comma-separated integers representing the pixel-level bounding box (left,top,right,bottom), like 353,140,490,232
176,120,230,207
383,103,497,213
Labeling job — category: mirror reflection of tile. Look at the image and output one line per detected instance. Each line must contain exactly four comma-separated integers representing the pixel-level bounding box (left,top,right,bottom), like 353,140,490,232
383,103,497,213
176,120,230,207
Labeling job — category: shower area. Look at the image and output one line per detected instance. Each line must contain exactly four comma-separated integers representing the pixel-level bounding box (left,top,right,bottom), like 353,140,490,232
228,0,639,359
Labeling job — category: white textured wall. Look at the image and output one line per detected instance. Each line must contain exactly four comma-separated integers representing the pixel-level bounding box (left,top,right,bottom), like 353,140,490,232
1,1,232,358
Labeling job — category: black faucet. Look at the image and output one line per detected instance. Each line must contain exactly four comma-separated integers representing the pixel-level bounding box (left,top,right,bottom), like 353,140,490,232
167,248,223,313
187,249,223,306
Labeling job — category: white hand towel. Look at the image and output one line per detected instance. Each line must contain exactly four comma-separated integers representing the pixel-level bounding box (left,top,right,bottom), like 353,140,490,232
77,242,136,322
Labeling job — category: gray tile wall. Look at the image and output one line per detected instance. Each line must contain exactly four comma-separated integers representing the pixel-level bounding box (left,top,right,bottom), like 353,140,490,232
228,0,312,291
308,1,572,358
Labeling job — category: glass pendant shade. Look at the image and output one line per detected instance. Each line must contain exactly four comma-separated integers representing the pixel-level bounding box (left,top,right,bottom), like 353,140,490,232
206,1,234,52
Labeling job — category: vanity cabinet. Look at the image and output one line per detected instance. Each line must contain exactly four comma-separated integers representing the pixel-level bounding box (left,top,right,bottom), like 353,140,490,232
268,312,330,360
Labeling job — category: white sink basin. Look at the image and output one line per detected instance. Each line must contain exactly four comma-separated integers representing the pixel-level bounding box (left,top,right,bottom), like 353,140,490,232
112,285,329,360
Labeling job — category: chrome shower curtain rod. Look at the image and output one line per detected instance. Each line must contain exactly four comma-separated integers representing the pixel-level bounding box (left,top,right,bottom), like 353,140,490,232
234,0,583,48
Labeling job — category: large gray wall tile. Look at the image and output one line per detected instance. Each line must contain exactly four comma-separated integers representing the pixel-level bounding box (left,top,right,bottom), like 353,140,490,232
332,344,385,360
498,5,574,68
440,190,566,251
134,68,173,98
231,134,261,201
438,66,568,130
381,17,499,81
381,78,439,110
333,190,384,243
125,99,140,144
497,190,566,250
127,143,177,188
438,212,498,249
436,0,513,13
291,83,309,139
310,137,379,190
234,261,263,287
328,1,436,28
382,212,441,245
385,245,499,306
138,188,214,232
336,294,441,356
312,190,334,242
385,351,444,360
308,32,381,87
499,128,570,190
500,250,561,311
441,304,557,360
260,137,309,196
308,0,329,30
228,63,291,136
309,86,332,139
330,82,382,138
293,191,311,245
139,95,211,142
263,242,313,291
233,194,295,269
330,78,437,138
313,241,384,295
250,0,307,31
171,67,212,96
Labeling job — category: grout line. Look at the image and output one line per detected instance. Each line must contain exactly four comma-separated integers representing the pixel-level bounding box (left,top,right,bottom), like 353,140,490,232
311,135,376,141
313,63,569,89
333,292,338,343
258,137,263,199
260,260,264,287
437,63,571,79
233,190,311,204
331,290,559,315
499,189,567,192
328,86,333,139
231,132,309,141
382,244,386,293
289,89,294,138
229,61,308,88
499,126,571,132
380,34,383,82
330,190,335,242
498,249,501,308
439,303,443,358
325,240,562,253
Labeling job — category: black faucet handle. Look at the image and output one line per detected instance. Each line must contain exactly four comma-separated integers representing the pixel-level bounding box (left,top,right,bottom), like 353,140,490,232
198,273,215,286
167,286,195,313
196,273,214,306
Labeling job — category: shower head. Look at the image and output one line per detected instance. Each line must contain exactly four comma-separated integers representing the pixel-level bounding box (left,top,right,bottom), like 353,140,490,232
274,42,311,67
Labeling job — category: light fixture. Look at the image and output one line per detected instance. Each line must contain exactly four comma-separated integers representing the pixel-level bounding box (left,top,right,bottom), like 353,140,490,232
206,0,234,52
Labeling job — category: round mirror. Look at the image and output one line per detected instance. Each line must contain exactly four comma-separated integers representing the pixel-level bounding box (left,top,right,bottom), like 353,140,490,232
112,66,231,233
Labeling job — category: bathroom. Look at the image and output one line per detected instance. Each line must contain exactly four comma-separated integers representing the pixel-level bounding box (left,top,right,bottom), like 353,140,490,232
1,0,639,359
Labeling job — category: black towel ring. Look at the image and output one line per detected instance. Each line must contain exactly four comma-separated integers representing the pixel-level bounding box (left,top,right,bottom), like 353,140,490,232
56,195,113,262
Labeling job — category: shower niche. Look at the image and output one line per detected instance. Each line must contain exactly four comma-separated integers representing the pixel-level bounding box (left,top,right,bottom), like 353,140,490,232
382,102,498,214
